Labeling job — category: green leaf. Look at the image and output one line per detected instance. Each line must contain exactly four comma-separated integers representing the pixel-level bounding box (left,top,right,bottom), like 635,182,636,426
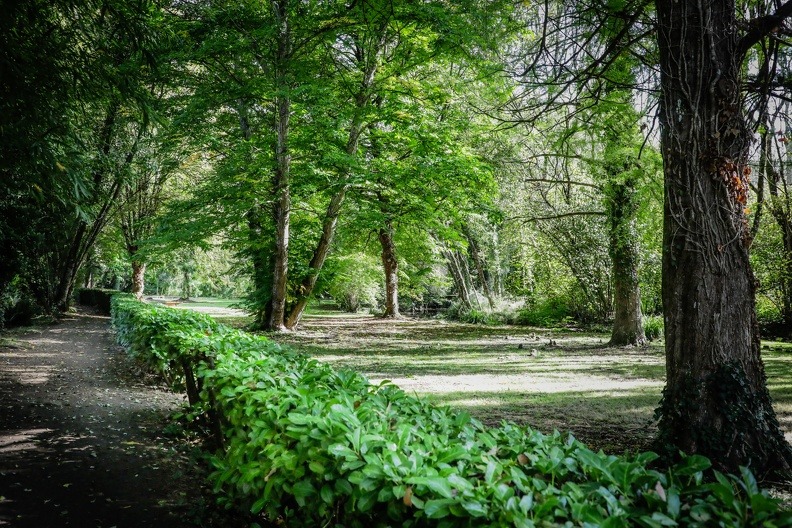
424,499,453,519
461,500,487,517
320,485,334,505
408,476,454,499
250,496,267,514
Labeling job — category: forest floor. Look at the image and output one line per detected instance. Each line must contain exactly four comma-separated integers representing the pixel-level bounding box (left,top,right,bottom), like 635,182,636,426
0,308,244,527
203,302,792,456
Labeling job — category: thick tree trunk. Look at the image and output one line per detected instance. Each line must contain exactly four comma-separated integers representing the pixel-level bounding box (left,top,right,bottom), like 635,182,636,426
266,0,291,332
379,223,400,318
607,179,646,346
131,260,146,300
181,268,192,300
655,0,792,480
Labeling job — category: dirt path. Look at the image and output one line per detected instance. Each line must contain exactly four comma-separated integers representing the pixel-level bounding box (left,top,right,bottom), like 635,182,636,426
0,309,221,527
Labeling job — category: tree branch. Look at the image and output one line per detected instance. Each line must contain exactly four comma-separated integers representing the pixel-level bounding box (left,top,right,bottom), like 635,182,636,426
738,0,792,57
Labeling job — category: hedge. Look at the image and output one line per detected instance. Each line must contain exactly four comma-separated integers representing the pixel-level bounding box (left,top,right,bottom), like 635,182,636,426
110,294,791,527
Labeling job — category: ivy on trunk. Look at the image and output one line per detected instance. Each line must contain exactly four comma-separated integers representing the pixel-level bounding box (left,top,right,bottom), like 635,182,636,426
655,0,792,480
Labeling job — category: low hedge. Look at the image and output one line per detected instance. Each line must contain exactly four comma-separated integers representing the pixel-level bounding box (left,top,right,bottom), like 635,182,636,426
110,294,791,527
77,288,119,315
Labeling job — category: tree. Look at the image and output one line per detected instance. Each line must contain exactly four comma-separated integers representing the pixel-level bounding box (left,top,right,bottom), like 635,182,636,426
118,134,173,299
0,0,163,315
504,1,656,342
655,0,792,479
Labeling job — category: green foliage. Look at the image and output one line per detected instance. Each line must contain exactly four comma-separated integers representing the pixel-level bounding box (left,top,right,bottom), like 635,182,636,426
516,299,575,328
643,316,664,342
445,303,501,325
0,279,39,329
643,315,665,341
111,296,791,527
323,253,383,313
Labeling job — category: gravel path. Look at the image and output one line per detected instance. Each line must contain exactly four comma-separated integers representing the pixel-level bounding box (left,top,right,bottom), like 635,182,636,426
0,309,219,527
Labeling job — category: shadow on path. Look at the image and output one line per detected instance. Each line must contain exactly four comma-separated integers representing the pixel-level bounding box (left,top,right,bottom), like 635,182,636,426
0,309,211,527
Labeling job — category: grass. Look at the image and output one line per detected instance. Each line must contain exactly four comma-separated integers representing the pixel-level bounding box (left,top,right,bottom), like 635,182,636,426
210,304,792,455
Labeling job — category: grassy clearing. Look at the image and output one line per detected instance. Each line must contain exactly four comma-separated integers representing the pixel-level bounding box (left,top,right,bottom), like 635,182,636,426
212,304,792,455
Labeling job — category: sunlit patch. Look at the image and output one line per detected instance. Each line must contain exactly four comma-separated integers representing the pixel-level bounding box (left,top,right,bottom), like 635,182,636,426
0,428,53,453
0,365,53,384
26,338,66,345
443,397,502,408
370,374,664,394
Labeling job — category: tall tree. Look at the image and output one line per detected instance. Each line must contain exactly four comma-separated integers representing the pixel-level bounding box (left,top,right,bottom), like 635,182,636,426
655,0,792,479
508,1,655,342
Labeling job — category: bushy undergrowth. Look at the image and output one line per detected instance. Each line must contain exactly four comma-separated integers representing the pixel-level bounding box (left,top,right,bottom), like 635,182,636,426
111,294,791,527
643,316,664,341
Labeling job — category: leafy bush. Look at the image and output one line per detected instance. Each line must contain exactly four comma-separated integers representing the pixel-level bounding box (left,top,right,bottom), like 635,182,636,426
755,296,788,338
445,302,501,325
111,295,792,528
515,298,575,327
643,315,664,341
77,288,119,315
324,253,383,313
0,282,38,328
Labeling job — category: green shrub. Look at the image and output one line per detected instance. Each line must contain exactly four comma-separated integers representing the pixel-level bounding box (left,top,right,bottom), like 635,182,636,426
515,298,574,327
111,296,792,528
324,253,383,313
1,282,38,328
77,288,119,315
643,315,664,341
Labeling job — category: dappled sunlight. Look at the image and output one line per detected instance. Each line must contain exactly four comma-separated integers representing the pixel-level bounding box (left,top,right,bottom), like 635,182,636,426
0,364,54,385
371,373,663,395
273,312,792,451
25,338,66,346
0,428,53,454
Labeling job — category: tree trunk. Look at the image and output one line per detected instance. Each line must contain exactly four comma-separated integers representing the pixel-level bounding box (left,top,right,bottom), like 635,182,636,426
285,189,346,328
464,226,496,310
266,0,291,332
444,248,471,309
607,178,646,346
285,37,386,330
655,0,792,480
131,260,146,300
181,268,192,300
379,222,400,318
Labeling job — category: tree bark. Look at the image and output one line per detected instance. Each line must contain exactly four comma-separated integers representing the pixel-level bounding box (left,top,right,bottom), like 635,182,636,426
655,0,792,480
266,0,291,332
131,260,146,300
181,267,192,300
379,222,400,318
607,178,646,346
